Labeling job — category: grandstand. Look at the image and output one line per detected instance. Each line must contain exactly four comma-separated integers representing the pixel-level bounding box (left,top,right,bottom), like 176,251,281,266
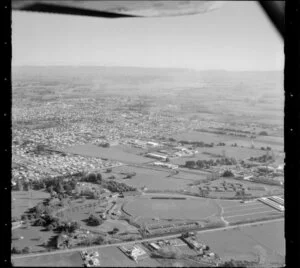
258,197,284,212
268,196,284,206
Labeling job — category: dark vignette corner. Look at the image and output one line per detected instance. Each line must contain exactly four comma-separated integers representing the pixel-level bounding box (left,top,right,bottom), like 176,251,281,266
2,0,12,266
284,0,300,267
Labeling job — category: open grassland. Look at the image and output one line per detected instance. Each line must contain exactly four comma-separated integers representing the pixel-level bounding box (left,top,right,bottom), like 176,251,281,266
255,135,284,146
240,221,285,256
123,196,218,220
63,144,150,164
216,177,283,191
94,219,139,234
173,132,236,143
12,251,84,267
59,199,105,221
57,199,139,234
174,131,283,153
12,191,50,218
112,165,195,190
195,220,284,265
171,154,212,165
196,146,264,160
216,199,284,224
215,199,241,208
171,171,209,181
12,225,57,253
224,211,283,225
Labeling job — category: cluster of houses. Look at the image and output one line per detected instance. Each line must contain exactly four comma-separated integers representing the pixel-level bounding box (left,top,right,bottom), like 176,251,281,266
11,95,203,187
119,244,147,262
81,250,100,267
12,147,120,182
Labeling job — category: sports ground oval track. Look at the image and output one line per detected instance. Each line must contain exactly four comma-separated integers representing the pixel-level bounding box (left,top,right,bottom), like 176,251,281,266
122,195,219,220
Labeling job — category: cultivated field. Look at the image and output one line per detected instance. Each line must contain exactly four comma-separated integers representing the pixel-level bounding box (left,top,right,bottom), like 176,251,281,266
123,196,218,220
12,251,84,267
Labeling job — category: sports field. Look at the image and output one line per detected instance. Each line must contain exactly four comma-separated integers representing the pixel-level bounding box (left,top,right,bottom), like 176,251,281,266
123,196,218,220
63,144,150,164
12,251,84,267
112,165,196,191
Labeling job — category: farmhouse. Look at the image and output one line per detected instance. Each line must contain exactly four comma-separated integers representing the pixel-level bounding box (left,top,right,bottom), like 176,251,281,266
120,245,147,261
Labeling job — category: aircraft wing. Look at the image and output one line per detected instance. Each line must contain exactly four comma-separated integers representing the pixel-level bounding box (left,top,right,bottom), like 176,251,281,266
11,1,284,37
11,1,225,18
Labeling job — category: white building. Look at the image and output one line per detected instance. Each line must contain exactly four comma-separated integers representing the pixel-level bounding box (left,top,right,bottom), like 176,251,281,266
145,153,168,161
147,141,160,147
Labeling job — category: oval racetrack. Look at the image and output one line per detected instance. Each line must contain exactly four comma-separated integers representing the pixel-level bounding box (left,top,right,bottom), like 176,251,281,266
123,196,218,220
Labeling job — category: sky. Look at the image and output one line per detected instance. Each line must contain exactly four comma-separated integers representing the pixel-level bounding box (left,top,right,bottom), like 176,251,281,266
12,1,284,71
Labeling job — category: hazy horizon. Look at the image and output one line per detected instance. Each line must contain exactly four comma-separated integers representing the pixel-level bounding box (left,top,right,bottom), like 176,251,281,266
12,1,283,71
12,65,282,72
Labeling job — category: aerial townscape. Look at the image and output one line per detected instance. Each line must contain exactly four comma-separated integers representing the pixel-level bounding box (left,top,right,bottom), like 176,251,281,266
10,66,285,267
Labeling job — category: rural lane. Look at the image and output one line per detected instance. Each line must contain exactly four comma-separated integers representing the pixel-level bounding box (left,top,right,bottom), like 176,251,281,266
11,217,284,260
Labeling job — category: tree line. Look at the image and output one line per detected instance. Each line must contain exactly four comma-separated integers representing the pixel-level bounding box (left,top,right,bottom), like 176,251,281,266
185,157,237,169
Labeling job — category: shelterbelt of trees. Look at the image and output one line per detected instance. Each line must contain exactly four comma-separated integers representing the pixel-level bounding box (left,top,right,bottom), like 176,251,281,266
184,157,237,169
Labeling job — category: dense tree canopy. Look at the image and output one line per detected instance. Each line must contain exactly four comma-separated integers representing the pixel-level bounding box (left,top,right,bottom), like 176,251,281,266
86,214,103,226
222,170,234,177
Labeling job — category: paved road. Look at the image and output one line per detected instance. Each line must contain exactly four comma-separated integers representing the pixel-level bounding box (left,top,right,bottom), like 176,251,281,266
11,217,283,260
